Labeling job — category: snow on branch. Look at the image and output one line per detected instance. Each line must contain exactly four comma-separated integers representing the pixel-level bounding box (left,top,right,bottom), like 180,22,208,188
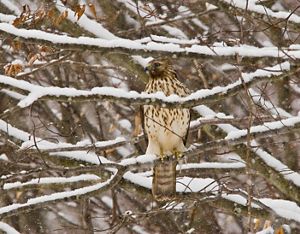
1,22,300,60
1,122,299,222
221,194,300,223
55,0,118,40
0,222,20,234
194,105,300,203
0,62,292,113
0,117,246,176
0,13,15,23
225,116,300,140
220,0,300,24
3,174,100,190
0,167,126,219
249,88,292,118
20,135,127,153
124,171,300,223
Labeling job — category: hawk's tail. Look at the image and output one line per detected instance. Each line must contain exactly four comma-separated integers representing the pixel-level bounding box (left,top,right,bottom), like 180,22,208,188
152,159,177,201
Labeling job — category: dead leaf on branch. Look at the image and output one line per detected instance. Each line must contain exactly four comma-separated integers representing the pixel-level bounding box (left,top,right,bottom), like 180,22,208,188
47,7,56,19
88,3,97,18
28,54,39,66
74,4,86,20
12,4,31,27
55,10,68,26
4,63,24,77
5,38,22,52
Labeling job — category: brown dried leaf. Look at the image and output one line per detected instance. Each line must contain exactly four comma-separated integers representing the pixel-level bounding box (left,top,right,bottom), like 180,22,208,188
34,8,46,21
47,7,56,19
22,4,31,15
263,220,272,229
55,10,68,26
253,219,261,232
11,40,22,51
4,63,23,77
28,54,39,66
12,17,23,27
88,3,97,18
39,45,55,53
74,4,85,20
275,227,284,234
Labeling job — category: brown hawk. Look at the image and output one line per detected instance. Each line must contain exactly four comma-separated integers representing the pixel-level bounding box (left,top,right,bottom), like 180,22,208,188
143,59,190,201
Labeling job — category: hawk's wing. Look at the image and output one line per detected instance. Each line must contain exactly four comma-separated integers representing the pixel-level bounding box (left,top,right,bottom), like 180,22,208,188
140,105,148,147
172,70,191,147
183,111,191,147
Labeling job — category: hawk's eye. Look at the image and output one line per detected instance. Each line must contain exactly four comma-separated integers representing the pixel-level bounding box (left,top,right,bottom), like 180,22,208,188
153,62,160,68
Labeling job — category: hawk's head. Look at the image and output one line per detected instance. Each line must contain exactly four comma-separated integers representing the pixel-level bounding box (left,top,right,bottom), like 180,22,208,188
145,59,172,79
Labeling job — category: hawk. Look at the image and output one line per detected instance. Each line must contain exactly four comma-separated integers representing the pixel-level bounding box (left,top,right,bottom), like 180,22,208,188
143,59,190,201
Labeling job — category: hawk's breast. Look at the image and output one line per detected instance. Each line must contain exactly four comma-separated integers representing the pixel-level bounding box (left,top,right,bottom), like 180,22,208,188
144,76,190,156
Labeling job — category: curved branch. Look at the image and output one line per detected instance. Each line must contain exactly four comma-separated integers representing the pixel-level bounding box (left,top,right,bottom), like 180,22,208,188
0,62,293,119
0,166,126,219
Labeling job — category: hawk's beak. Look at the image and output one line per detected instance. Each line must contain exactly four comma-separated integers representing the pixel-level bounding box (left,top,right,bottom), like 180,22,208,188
144,65,150,74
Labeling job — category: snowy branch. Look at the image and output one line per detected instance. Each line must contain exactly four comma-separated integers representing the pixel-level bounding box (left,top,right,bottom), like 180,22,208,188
0,167,126,219
1,22,300,60
194,105,300,203
0,62,293,117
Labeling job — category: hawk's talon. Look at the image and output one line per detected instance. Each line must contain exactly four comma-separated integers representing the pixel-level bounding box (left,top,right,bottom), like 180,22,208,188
173,151,183,160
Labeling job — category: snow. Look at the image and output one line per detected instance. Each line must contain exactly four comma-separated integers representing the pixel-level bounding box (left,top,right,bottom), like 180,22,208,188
55,0,118,40
249,88,292,118
161,25,188,39
223,0,300,24
101,196,113,208
136,35,200,45
222,193,257,207
0,153,8,161
176,177,219,193
124,171,219,193
0,119,32,142
1,114,300,222
0,169,118,216
163,202,185,210
120,154,156,166
260,198,300,222
225,116,300,140
3,174,100,190
206,3,218,11
52,150,110,165
118,119,132,131
1,22,300,59
1,89,25,100
0,61,289,109
253,144,300,186
179,162,245,170
132,225,149,234
193,105,300,187
290,82,300,95
132,55,153,68
0,0,20,15
191,18,209,31
0,13,15,23
0,222,20,234
123,171,152,189
21,135,126,151
222,194,300,223
117,0,188,39
256,227,274,234
190,113,234,128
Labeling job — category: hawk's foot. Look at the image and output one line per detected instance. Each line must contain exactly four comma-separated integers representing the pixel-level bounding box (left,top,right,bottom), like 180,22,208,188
173,150,183,160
